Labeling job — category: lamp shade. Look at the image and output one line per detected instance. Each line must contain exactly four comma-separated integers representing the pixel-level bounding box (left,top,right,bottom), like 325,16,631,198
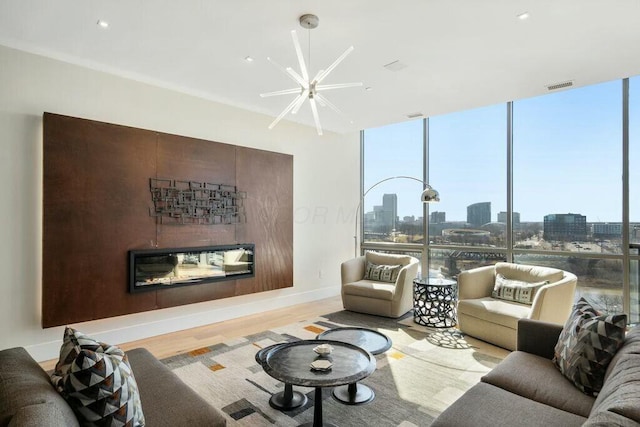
421,186,440,203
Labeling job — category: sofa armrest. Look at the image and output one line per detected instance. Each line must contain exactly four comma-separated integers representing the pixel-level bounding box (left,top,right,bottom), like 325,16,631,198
517,318,564,360
127,348,226,426
457,265,495,300
341,256,366,284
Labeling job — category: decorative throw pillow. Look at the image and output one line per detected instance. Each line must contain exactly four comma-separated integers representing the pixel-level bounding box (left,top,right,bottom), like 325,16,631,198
364,262,402,283
51,327,145,426
491,274,548,305
553,298,627,396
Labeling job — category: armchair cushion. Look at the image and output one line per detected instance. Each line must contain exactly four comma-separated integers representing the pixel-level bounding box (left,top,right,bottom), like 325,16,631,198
492,274,549,305
364,262,402,282
342,280,396,301
458,297,531,329
553,298,627,397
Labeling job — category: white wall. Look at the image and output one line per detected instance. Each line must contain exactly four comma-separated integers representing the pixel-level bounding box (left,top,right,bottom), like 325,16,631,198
0,45,359,361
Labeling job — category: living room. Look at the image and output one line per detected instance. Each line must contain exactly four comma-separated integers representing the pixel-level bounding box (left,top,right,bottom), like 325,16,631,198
1,2,640,426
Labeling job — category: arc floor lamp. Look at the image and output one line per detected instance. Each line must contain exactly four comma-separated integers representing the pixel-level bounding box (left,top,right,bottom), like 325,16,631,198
355,176,440,277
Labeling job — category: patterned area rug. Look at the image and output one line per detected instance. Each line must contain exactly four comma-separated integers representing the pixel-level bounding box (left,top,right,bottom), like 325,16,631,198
161,311,508,426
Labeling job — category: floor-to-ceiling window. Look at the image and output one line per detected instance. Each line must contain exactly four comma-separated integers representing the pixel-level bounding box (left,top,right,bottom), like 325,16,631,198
428,104,507,276
361,76,637,320
630,76,640,323
513,80,623,315
362,120,423,247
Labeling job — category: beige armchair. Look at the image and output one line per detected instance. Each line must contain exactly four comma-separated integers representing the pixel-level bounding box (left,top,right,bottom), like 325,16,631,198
457,262,577,350
341,251,419,318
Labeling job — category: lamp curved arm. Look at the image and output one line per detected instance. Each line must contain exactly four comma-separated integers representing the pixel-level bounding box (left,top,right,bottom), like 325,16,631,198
354,176,439,257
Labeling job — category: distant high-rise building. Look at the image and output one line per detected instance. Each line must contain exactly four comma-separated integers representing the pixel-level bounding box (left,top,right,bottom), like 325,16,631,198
544,213,587,240
431,211,446,224
592,223,622,238
467,202,491,227
382,193,398,232
497,211,520,225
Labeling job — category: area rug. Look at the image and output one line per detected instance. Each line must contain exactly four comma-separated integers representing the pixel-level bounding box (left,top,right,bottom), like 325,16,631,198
161,311,507,426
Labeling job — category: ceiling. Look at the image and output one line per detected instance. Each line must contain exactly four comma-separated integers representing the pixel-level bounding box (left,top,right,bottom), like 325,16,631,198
2,1,640,134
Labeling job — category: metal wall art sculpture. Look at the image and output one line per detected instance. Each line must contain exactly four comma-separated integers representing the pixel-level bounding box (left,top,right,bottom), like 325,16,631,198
149,178,246,225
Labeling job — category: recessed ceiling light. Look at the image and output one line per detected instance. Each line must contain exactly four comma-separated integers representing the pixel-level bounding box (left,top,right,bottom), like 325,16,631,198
517,12,530,20
244,56,254,62
97,20,109,28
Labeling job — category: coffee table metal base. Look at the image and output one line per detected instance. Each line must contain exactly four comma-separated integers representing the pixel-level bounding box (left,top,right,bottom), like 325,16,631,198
269,383,308,411
298,386,338,427
332,382,374,405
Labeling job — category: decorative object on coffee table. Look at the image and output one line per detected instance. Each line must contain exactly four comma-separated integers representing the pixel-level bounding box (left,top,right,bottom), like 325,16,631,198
413,277,458,328
316,327,392,405
260,339,376,427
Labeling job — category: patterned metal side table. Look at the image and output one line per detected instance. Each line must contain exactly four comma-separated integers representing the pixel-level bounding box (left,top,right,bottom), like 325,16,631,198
413,278,457,328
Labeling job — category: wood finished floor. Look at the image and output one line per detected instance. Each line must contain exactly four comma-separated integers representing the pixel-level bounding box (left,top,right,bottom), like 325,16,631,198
40,296,344,371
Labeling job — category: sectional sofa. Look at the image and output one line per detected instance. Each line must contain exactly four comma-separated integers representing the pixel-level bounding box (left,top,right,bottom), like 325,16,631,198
0,346,226,426
432,318,640,426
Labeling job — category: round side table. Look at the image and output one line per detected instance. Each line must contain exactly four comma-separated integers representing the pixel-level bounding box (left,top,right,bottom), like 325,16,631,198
413,278,457,328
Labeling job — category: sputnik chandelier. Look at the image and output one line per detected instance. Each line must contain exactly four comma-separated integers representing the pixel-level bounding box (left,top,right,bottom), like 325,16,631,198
260,14,362,135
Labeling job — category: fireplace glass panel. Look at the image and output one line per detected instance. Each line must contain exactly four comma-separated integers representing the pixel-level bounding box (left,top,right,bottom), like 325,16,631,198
129,244,254,292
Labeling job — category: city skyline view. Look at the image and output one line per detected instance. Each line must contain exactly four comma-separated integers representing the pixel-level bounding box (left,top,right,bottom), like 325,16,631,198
364,77,639,224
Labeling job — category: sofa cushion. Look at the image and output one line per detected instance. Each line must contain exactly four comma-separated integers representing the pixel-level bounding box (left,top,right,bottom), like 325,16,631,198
492,274,548,305
342,280,395,300
364,262,401,283
7,402,72,427
495,262,564,284
589,325,640,423
430,382,587,427
51,327,145,427
481,351,594,417
583,410,640,427
553,298,627,397
457,297,531,329
0,347,79,427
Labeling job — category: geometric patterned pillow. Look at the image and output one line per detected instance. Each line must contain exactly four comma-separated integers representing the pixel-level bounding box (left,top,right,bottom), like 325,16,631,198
51,327,145,426
364,262,402,283
51,327,121,392
553,297,627,397
491,274,549,305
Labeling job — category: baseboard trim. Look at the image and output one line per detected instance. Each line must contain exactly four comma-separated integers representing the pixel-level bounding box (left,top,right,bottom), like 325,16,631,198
27,286,340,362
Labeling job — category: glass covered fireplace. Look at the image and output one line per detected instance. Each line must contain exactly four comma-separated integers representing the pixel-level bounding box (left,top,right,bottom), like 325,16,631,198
129,244,254,293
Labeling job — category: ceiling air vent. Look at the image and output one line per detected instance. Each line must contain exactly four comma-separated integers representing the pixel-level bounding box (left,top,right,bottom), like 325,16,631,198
384,60,407,72
546,80,574,91
406,112,424,119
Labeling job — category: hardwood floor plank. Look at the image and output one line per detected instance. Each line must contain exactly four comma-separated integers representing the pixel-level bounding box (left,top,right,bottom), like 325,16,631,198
40,296,343,370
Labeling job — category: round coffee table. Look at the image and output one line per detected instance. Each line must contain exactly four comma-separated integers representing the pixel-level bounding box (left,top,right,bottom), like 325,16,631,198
261,339,376,427
316,327,392,405
255,344,308,410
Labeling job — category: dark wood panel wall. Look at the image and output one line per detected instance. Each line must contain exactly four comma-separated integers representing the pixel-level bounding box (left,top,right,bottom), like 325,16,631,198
42,113,293,328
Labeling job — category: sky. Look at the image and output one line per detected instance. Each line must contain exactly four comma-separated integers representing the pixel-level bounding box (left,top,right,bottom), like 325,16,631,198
363,76,639,224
